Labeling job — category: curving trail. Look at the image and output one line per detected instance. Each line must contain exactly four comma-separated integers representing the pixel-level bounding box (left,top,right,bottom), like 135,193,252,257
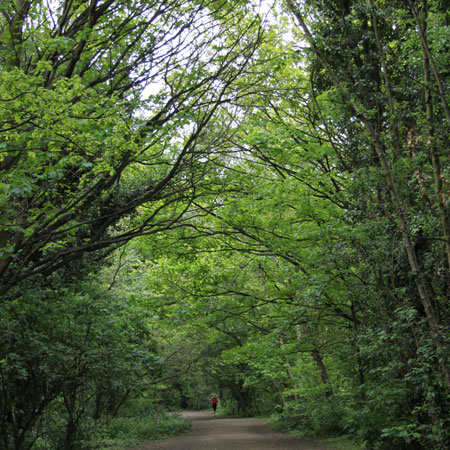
130,411,330,450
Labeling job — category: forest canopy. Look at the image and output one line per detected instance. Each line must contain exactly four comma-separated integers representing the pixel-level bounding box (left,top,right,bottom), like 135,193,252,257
1,0,450,449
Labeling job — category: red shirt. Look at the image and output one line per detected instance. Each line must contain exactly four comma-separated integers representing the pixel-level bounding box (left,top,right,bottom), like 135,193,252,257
211,396,218,405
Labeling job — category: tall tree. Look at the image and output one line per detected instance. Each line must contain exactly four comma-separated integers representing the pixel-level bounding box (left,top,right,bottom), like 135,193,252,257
284,0,450,391
0,0,263,296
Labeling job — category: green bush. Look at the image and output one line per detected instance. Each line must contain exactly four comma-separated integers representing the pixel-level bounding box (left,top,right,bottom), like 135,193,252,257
274,396,349,437
84,413,191,449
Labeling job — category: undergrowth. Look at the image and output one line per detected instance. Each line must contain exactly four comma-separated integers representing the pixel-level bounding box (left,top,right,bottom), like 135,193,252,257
84,413,191,449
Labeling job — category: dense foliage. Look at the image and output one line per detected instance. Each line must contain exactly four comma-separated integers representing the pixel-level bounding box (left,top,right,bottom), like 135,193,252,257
1,0,450,449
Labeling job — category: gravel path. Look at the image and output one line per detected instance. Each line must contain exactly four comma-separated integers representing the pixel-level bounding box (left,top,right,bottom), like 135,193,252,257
130,411,330,450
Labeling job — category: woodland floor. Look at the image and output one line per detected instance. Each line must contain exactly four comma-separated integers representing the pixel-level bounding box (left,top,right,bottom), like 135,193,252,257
129,410,330,450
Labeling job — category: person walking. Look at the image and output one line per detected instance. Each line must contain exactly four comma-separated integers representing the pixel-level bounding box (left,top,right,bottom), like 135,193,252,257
210,395,219,416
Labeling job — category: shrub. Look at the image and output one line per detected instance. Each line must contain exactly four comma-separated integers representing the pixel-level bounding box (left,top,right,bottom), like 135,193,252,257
274,396,349,437
84,413,191,449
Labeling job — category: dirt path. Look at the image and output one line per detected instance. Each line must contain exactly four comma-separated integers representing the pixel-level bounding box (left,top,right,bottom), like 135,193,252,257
130,411,330,450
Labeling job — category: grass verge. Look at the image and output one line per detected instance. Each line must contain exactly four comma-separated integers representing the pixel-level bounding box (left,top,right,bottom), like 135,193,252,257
319,435,365,450
84,412,191,450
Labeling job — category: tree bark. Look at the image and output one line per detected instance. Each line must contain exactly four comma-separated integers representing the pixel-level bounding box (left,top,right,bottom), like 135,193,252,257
311,347,333,398
3,1,31,69
417,0,450,269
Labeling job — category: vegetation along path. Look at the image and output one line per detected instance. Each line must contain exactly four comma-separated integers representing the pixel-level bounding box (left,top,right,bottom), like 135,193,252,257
131,411,328,450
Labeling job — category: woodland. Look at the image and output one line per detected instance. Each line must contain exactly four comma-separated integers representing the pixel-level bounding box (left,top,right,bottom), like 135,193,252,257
1,0,450,449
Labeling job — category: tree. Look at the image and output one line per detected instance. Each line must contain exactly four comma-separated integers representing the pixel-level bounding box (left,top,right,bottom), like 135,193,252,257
0,1,267,448
280,0,450,446
283,0,450,388
0,0,264,295
3,1,450,448
0,275,160,449
130,3,450,445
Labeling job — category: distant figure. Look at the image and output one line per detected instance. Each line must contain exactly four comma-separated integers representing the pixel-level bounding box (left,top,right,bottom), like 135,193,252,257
210,395,219,415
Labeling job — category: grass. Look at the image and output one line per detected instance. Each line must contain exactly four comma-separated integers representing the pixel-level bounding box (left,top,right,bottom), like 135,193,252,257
85,412,191,450
319,435,365,450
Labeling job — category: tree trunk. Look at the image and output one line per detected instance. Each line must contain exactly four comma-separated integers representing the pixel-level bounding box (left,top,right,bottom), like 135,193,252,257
63,389,78,450
285,0,450,391
311,347,333,398
417,0,450,269
3,1,31,69
271,377,286,406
